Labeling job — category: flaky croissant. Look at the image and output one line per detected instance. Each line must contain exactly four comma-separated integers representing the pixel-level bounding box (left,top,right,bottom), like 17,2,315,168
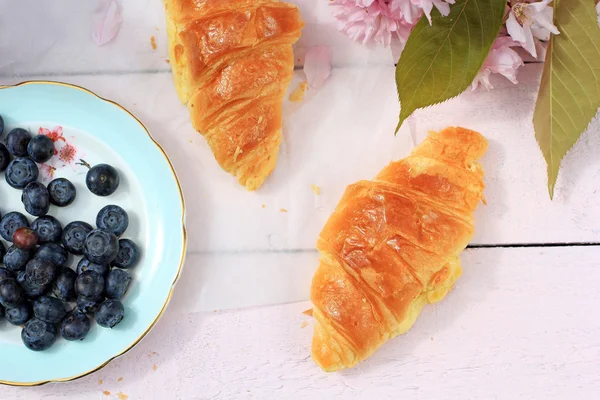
164,0,304,190
310,127,487,372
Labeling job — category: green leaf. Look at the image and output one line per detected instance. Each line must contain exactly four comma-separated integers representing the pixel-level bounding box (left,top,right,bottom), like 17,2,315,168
395,0,506,131
533,0,600,199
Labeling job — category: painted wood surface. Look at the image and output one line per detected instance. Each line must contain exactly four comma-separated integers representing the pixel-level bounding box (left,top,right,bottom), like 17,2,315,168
1,0,600,398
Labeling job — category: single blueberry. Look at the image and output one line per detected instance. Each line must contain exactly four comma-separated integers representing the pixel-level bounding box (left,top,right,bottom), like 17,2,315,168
53,267,77,302
5,157,38,189
4,246,33,272
27,135,54,163
22,181,50,217
86,164,120,196
47,178,76,207
0,211,29,241
96,205,129,237
36,243,68,267
21,318,57,351
76,257,109,276
6,128,32,157
0,267,14,282
33,296,66,324
76,295,102,314
112,239,140,269
96,299,124,328
105,269,131,300
0,143,10,172
75,270,105,299
0,278,23,308
5,301,33,326
25,258,58,286
84,229,119,265
60,310,91,341
32,216,63,244
61,221,93,255
17,271,48,299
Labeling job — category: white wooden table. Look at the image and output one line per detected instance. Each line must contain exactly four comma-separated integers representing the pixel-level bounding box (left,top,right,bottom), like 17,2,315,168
2,1,600,399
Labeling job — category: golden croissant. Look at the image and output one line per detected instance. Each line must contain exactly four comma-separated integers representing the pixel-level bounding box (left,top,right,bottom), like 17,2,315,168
310,127,487,372
164,0,304,190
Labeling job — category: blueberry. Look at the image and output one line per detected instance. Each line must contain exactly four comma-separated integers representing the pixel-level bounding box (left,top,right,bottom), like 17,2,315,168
21,318,57,351
75,270,105,299
112,239,140,269
33,296,66,324
5,301,33,326
25,258,58,286
0,115,3,136
0,278,23,308
60,310,91,341
84,229,119,265
4,246,33,272
5,157,38,189
0,143,9,172
0,267,14,282
22,181,50,217
27,135,54,163
53,267,77,302
12,227,38,250
6,128,32,157
86,164,120,196
96,205,129,237
61,221,93,255
48,178,76,207
17,271,48,299
76,257,109,276
0,211,29,241
32,216,62,244
96,299,124,328
36,243,68,267
76,295,102,314
105,269,131,300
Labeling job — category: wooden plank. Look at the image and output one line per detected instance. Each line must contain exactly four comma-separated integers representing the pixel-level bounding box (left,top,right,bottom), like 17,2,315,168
2,246,598,399
3,65,598,249
2,66,599,310
0,0,393,79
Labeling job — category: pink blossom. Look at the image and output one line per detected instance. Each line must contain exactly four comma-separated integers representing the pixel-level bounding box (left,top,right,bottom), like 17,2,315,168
39,163,57,183
331,0,455,46
331,0,414,46
93,0,122,46
39,126,66,151
304,46,332,89
506,0,559,58
472,36,524,90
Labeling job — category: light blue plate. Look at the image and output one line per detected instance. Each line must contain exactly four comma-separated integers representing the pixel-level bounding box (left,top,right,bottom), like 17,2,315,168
0,81,186,386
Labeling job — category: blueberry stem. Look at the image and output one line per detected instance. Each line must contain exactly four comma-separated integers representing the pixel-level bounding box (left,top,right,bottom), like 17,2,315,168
76,159,92,170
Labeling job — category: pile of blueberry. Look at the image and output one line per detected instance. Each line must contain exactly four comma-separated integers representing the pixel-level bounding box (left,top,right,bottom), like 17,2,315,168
0,116,140,351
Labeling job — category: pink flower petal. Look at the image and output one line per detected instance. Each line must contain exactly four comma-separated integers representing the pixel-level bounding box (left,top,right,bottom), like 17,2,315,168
93,0,122,46
304,46,332,89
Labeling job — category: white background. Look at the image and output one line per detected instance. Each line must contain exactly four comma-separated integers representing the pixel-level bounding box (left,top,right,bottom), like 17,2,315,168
1,0,600,399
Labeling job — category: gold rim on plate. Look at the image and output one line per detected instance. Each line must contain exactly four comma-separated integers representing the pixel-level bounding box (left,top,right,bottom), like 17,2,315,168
0,81,187,387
